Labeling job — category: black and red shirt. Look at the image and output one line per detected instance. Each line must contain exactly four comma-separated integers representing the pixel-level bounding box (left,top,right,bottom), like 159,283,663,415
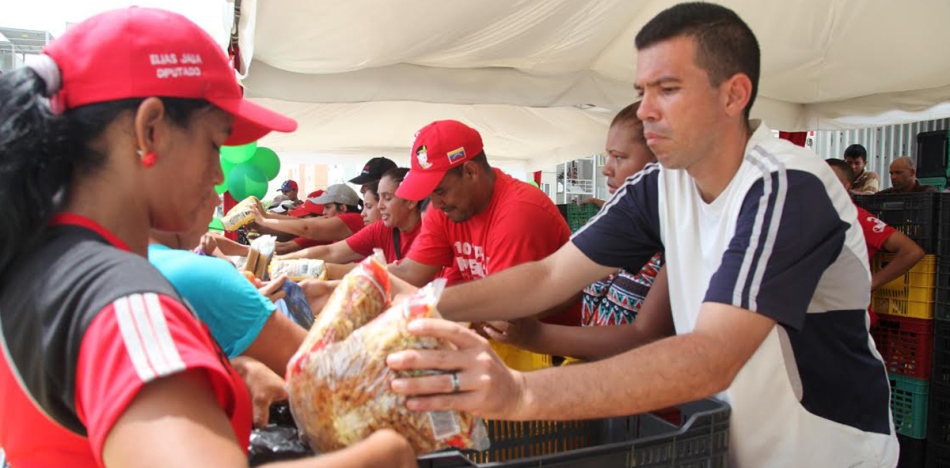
0,214,251,467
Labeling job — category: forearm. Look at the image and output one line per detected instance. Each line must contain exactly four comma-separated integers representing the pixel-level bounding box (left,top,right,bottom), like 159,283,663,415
213,235,251,256
257,218,309,238
266,430,414,468
529,323,659,361
871,255,920,290
515,333,731,420
281,245,332,261
326,262,358,280
388,260,440,288
440,261,571,322
241,312,307,376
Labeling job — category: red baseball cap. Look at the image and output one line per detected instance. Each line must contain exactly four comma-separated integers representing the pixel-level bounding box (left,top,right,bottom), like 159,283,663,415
395,120,484,201
288,190,325,217
42,7,296,146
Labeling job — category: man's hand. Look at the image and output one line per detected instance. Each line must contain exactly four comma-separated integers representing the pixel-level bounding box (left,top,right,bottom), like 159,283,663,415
258,275,288,303
474,318,542,351
387,318,528,420
299,279,339,314
230,356,288,428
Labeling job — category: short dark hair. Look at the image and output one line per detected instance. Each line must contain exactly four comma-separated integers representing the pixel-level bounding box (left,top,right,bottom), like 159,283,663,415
334,203,362,213
826,159,855,185
447,152,490,178
635,2,760,120
363,180,380,202
381,167,410,186
843,144,868,161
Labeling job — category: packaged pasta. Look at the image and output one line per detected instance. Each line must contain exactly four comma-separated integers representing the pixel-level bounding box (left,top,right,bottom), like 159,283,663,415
221,196,261,231
269,259,328,282
287,280,490,454
290,256,391,361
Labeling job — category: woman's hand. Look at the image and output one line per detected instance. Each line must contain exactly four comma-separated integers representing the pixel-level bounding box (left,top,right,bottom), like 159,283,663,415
473,318,542,350
258,275,288,303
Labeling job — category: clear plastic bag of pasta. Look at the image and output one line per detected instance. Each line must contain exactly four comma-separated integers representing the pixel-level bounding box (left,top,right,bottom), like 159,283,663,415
287,279,490,454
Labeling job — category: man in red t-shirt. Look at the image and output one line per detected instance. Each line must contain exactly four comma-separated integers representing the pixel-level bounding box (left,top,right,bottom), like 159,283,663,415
390,120,581,329
827,159,925,325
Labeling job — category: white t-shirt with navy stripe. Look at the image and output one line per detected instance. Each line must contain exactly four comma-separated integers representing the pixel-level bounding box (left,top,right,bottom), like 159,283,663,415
572,121,898,467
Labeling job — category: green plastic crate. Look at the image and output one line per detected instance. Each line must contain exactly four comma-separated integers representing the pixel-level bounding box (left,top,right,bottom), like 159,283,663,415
920,177,947,192
565,203,600,233
890,374,930,439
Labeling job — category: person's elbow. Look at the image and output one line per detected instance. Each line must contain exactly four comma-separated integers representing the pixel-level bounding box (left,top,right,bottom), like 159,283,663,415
904,242,925,264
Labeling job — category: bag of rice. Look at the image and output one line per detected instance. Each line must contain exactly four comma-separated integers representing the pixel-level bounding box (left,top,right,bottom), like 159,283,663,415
269,259,328,282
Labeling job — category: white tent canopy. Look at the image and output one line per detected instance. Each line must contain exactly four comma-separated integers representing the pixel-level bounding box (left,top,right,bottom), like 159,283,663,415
236,0,950,170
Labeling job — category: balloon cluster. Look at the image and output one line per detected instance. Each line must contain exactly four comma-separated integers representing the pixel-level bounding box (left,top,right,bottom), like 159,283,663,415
216,142,281,200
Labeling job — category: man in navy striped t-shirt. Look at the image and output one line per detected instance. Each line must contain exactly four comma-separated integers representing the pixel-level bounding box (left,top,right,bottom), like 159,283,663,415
387,3,898,466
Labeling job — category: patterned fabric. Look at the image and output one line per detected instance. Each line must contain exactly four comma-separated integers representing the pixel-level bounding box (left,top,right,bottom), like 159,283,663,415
581,252,663,326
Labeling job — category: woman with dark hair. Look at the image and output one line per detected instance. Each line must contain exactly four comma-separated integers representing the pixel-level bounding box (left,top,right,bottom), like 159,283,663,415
481,102,672,360
0,7,414,467
361,179,383,226
251,183,366,243
280,168,423,274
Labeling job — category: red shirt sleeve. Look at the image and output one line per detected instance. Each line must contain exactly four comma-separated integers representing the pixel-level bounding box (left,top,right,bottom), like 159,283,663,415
345,220,384,257
405,208,454,267
74,293,251,465
856,207,896,256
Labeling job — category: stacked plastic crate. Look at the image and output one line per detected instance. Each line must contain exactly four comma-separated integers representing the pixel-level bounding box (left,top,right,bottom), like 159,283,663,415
930,193,950,467
556,203,600,233
855,193,939,467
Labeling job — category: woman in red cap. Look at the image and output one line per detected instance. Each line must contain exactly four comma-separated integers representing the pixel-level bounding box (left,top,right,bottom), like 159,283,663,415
0,7,414,468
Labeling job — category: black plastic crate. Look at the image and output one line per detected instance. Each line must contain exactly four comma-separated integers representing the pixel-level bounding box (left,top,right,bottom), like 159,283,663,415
899,434,927,467
936,259,950,322
417,398,730,468
853,193,939,254
933,321,950,388
929,385,950,465
932,442,950,468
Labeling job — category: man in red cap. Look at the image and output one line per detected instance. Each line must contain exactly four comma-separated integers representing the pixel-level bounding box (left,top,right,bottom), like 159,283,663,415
276,179,301,203
389,120,580,369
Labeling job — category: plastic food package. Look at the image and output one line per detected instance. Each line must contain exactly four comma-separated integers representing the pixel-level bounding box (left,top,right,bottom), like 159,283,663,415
293,256,391,358
222,196,260,231
245,235,276,279
269,259,328,282
287,279,490,454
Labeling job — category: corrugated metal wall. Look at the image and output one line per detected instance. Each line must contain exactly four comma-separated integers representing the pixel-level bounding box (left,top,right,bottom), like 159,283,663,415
812,119,950,188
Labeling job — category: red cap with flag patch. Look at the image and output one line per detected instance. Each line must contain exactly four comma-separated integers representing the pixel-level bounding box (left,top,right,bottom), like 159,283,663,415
395,120,484,201
41,7,296,146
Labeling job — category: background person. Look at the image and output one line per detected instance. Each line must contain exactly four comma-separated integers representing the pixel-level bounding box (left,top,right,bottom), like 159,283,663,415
349,156,397,194
280,168,421,271
879,156,938,194
844,144,880,194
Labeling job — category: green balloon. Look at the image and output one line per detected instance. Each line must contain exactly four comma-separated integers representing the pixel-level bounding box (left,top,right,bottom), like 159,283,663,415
528,180,540,188
215,159,236,194
250,147,281,180
208,217,224,232
227,163,269,200
220,142,258,164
